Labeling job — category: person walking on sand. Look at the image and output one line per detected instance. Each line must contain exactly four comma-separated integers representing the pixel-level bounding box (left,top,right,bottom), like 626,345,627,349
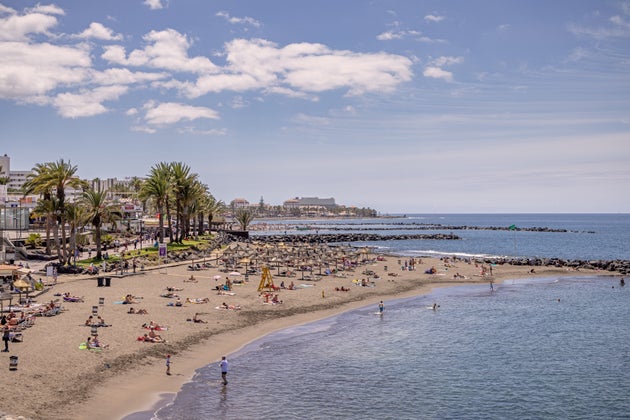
2,325,10,352
220,356,229,385
166,354,171,375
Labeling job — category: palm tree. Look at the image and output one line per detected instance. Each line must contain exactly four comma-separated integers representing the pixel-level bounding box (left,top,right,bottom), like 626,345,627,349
23,163,55,255
30,196,58,255
47,159,87,264
81,188,120,260
169,162,200,243
140,163,171,244
65,202,87,265
205,195,226,234
235,208,255,231
23,160,86,263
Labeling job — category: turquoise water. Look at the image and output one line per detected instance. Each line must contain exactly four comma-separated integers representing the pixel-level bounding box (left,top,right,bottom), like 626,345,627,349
150,276,629,420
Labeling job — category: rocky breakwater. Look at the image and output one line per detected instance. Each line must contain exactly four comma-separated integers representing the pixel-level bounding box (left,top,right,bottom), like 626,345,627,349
247,233,460,244
480,257,630,275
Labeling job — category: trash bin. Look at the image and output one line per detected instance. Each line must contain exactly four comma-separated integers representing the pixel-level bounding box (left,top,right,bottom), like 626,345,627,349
92,306,98,315
105,277,111,287
99,297,105,306
9,356,18,370
97,277,104,287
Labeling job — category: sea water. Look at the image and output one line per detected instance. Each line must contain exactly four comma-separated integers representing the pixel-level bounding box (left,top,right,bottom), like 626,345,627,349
252,213,630,260
151,276,629,419
130,214,630,419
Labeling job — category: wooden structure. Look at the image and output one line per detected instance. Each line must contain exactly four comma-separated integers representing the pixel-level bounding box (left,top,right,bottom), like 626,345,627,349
257,266,275,292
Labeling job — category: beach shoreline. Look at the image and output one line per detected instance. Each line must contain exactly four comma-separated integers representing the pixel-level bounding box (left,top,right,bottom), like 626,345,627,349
0,252,617,420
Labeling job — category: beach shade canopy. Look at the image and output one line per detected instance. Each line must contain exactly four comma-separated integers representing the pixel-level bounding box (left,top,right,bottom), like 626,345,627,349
0,265,18,278
13,278,31,291
213,275,222,280
229,272,241,276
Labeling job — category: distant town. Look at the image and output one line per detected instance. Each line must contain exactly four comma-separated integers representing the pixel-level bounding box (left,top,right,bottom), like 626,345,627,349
0,154,378,240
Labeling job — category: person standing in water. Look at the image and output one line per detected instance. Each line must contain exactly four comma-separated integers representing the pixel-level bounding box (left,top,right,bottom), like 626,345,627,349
379,301,384,314
220,356,229,385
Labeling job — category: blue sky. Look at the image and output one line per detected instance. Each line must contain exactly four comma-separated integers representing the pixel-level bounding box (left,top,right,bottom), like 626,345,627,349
1,0,629,213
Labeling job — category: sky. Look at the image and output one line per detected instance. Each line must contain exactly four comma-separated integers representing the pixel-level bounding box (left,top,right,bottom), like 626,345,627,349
1,0,629,214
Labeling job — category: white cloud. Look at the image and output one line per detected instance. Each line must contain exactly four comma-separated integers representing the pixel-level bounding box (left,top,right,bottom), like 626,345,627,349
0,8,60,41
424,14,444,23
423,66,453,81
75,22,123,41
90,68,168,85
216,11,261,28
53,85,128,118
0,5,16,15
610,15,630,29
0,41,91,98
131,125,157,134
376,31,401,40
27,4,64,16
498,24,511,31
126,108,138,116
101,29,218,74
423,56,462,82
377,29,421,41
143,101,220,125
172,38,413,98
430,56,463,67
177,126,227,136
568,3,630,39
144,0,164,10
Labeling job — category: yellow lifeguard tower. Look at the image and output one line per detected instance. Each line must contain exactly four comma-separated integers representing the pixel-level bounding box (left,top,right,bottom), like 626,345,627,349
257,266,275,292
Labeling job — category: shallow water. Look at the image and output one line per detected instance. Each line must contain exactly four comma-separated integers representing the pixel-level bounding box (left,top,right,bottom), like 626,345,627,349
151,276,630,420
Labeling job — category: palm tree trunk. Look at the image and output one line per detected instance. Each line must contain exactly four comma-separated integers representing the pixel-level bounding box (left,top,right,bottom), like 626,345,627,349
158,205,165,244
166,199,174,244
45,215,52,255
95,225,102,260
60,217,68,264
53,221,62,263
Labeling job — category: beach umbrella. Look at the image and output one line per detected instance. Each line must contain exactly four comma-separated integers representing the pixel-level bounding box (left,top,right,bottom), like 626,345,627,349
229,271,241,276
213,275,222,280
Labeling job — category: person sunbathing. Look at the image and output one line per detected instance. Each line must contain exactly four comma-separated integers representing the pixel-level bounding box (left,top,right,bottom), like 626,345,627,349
148,329,164,342
186,297,210,304
166,286,183,292
123,294,139,304
143,321,165,330
192,313,207,323
63,293,83,302
85,316,94,326
90,335,109,349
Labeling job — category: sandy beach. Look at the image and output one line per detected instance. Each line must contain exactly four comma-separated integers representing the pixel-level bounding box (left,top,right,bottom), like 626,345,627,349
0,250,612,420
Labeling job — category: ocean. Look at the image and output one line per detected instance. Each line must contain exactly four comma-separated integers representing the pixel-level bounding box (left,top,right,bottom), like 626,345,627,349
129,214,630,420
